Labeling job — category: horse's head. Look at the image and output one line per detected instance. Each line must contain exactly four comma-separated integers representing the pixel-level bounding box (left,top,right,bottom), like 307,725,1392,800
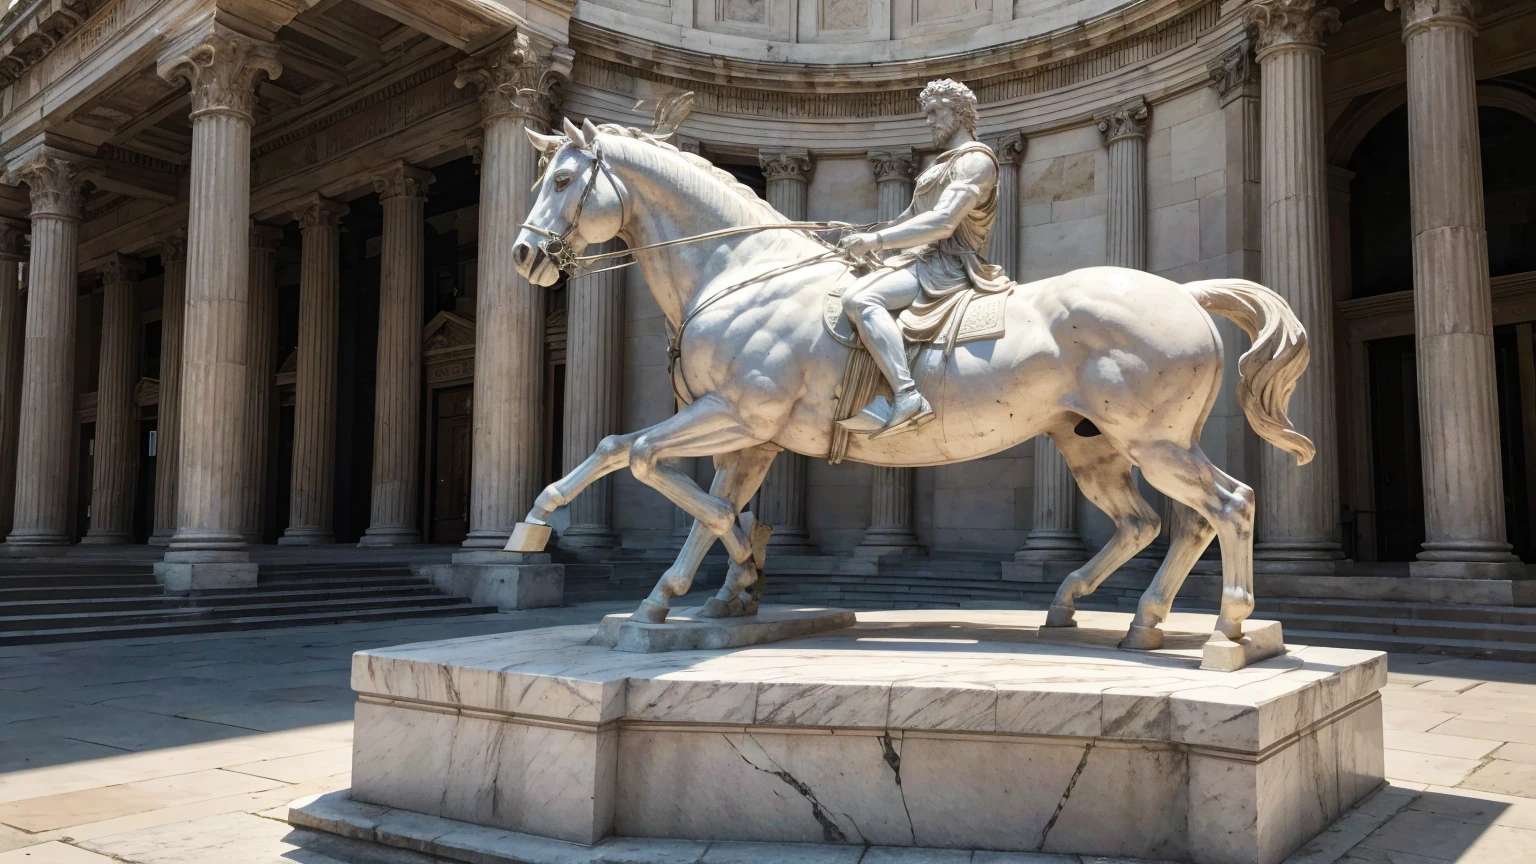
514,117,626,287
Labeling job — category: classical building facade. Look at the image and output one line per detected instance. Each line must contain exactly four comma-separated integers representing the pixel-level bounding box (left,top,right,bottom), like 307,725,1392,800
0,0,1533,591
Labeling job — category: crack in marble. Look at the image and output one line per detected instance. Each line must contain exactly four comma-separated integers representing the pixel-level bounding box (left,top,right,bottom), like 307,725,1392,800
722,732,848,843
1038,740,1094,850
880,732,916,845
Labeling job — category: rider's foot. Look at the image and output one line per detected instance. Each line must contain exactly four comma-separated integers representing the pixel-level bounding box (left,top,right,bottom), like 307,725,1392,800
870,388,934,439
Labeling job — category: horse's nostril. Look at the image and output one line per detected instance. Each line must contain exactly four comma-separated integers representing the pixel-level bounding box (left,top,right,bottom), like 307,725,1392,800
513,243,530,265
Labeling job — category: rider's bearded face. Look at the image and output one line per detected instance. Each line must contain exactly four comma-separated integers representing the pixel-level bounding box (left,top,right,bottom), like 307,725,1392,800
924,102,962,146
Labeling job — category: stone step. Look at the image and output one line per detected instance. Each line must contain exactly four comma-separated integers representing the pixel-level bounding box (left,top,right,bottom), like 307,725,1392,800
0,583,166,602
0,602,499,647
1282,628,1536,663
235,574,431,592
0,594,476,632
0,563,155,576
0,572,159,588
1,584,447,616
1250,597,1536,626
1178,607,1536,646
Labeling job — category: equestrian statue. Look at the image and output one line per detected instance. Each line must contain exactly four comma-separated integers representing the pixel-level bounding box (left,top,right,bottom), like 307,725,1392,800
505,81,1315,654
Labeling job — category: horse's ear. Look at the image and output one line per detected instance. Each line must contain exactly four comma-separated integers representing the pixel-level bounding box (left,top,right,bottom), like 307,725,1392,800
562,117,586,148
525,127,562,156
582,117,601,145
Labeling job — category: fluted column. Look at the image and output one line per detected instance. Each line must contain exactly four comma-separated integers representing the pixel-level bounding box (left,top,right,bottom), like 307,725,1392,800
1097,98,1149,270
280,194,347,546
155,28,279,583
562,238,624,550
361,163,433,546
82,254,144,544
1248,0,1343,566
757,148,818,555
1398,0,1521,578
150,231,186,545
856,147,924,557
240,223,281,543
453,34,573,556
0,219,26,539
5,152,84,549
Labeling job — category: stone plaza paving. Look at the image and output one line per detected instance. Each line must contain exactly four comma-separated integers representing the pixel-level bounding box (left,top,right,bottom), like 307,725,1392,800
0,605,1533,864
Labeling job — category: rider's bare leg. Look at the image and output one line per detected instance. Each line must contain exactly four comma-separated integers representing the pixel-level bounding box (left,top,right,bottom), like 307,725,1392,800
841,269,933,435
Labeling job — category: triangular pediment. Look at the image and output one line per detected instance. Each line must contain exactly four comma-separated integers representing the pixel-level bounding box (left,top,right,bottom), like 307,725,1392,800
424,311,475,351
277,349,298,375
134,377,159,407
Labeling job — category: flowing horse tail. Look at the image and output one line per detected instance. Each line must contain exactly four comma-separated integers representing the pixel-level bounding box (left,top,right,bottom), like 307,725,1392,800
1183,279,1316,466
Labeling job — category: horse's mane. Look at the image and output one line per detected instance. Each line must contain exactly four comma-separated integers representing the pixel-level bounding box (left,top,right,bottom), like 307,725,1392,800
595,125,786,224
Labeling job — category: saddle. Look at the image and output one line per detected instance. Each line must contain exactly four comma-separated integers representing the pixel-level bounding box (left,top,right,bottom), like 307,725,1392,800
822,284,1010,464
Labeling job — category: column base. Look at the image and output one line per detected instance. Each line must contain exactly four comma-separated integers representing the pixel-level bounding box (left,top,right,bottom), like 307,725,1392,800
359,527,422,547
854,527,925,558
426,555,564,610
3,531,72,549
766,530,818,557
155,560,258,592
148,531,172,547
1254,559,1348,576
460,528,512,551
80,531,134,545
558,526,621,551
279,529,337,546
1410,560,1527,580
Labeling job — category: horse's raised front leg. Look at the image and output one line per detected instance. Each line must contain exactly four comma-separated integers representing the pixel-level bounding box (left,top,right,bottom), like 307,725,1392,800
639,445,777,622
1043,428,1162,628
505,430,644,552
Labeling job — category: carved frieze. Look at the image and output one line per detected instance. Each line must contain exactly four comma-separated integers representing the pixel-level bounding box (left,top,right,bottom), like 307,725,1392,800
1208,38,1259,103
424,311,476,385
157,27,281,123
1246,0,1342,54
453,31,575,128
1095,97,1148,145
868,147,916,184
5,151,86,220
760,148,814,183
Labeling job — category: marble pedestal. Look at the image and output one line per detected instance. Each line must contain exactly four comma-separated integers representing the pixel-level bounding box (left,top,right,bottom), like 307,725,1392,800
321,609,1385,864
423,552,563,609
592,605,855,652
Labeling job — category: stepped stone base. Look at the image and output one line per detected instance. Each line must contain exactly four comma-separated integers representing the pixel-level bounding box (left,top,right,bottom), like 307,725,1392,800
330,608,1385,864
154,561,257,591
419,556,563,610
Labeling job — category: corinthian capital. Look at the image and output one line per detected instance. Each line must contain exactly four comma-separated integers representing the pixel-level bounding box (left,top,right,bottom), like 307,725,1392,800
1247,0,1342,54
5,152,87,220
454,32,575,128
1388,0,1478,36
290,193,348,230
1208,38,1260,103
96,253,144,286
995,132,1027,165
0,218,27,261
372,162,434,201
868,147,916,184
1095,97,1149,145
760,149,814,184
158,27,282,123
159,229,188,265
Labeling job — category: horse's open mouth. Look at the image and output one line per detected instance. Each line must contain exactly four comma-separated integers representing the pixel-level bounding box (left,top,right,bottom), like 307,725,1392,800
514,241,562,287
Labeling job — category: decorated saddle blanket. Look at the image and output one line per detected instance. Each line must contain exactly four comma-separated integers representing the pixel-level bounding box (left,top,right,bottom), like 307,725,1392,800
822,283,1010,355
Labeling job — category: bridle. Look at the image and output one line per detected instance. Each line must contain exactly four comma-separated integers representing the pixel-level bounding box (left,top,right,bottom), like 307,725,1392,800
519,140,620,275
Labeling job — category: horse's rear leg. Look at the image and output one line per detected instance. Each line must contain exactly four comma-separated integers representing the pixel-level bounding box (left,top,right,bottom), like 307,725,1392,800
1043,430,1162,627
640,445,776,622
1121,502,1216,650
1132,442,1256,641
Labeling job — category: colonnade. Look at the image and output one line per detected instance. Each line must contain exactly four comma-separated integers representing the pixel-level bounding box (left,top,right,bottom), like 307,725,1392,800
0,11,1518,585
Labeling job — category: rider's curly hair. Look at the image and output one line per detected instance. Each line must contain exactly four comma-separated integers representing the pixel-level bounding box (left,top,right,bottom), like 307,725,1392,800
918,79,978,134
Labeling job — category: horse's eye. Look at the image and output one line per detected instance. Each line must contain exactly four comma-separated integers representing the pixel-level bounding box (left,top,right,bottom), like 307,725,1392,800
553,172,573,191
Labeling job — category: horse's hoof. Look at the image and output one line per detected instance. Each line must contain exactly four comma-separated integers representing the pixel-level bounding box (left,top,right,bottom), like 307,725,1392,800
699,598,732,618
505,520,551,552
633,599,669,624
1043,604,1078,628
1120,624,1164,651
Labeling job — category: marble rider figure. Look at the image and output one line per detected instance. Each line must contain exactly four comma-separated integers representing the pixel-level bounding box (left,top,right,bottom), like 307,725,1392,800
837,79,1011,438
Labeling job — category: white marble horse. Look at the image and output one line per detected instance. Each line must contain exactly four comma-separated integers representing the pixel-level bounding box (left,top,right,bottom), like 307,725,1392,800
507,118,1314,652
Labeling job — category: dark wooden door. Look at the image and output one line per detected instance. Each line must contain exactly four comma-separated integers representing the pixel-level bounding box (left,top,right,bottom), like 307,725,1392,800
432,387,473,544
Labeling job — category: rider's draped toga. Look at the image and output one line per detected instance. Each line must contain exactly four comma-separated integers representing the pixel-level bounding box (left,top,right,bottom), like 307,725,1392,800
884,140,1012,350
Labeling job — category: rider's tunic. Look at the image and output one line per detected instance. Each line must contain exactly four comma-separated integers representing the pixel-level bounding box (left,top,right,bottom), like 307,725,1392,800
886,140,1012,348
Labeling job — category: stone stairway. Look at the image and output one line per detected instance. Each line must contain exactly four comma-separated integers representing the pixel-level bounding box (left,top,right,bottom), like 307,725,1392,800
0,562,498,646
763,557,1536,662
